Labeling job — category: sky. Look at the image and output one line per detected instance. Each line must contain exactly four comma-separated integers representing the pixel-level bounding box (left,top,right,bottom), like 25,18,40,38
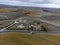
0,0,60,8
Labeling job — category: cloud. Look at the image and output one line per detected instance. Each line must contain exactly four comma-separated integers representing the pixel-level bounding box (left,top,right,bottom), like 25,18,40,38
15,0,48,3
29,0,45,2
0,0,40,7
16,0,30,2
47,0,60,4
40,4,60,8
15,0,60,4
0,0,60,8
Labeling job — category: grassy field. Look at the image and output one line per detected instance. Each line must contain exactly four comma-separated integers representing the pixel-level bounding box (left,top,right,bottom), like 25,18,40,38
0,33,60,45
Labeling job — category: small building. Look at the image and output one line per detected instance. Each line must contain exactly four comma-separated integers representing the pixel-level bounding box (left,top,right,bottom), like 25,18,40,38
17,24,25,29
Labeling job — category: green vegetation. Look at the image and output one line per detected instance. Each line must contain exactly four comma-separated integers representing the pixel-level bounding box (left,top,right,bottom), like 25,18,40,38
0,8,17,13
0,8,40,16
0,33,60,45
7,28,26,30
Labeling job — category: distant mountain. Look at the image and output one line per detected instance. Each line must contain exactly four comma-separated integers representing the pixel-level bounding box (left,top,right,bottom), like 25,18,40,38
0,4,19,8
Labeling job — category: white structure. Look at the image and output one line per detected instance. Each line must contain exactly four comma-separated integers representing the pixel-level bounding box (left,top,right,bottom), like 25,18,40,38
17,24,25,28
